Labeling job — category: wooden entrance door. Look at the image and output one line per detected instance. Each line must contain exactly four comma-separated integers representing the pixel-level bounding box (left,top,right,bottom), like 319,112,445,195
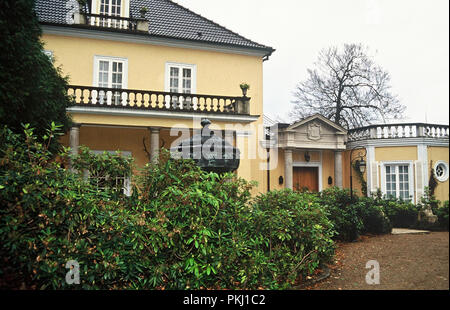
293,167,319,192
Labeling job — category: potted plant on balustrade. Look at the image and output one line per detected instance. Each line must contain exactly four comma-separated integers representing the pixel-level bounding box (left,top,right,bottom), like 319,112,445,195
240,83,250,97
139,7,148,18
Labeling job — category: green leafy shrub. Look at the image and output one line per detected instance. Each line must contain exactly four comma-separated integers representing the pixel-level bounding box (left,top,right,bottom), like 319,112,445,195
357,198,392,235
433,200,449,231
317,187,363,242
133,150,260,289
0,125,144,289
252,189,335,288
1,126,336,290
380,199,420,228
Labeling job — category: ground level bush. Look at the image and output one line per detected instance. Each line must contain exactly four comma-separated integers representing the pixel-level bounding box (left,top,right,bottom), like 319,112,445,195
0,125,336,290
316,188,364,242
432,200,449,231
252,189,335,288
357,198,392,235
378,199,420,228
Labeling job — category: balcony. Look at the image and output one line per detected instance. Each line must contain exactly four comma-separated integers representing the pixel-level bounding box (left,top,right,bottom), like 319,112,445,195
348,123,449,142
66,85,251,115
74,12,148,32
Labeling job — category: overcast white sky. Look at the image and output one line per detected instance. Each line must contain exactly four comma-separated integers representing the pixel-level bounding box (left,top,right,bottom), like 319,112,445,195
178,0,449,125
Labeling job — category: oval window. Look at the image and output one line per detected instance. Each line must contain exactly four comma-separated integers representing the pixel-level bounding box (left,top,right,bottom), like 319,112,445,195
434,161,449,182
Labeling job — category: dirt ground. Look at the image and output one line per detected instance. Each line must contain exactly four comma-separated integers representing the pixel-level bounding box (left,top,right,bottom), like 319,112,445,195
303,232,449,290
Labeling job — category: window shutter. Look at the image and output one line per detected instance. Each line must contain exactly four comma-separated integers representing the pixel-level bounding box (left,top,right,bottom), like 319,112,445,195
370,162,379,194
415,160,423,204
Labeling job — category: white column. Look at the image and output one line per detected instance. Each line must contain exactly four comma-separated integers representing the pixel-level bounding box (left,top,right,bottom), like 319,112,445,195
284,149,293,190
334,151,343,188
69,124,80,170
366,146,376,196
149,127,160,163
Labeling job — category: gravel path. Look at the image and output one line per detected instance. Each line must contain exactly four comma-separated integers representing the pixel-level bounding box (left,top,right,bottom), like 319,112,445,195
303,232,449,290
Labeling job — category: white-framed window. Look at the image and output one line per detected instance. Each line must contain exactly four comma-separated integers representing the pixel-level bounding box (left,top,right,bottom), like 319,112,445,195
381,161,414,201
93,56,128,105
434,161,449,182
165,62,197,109
87,150,132,196
91,0,129,28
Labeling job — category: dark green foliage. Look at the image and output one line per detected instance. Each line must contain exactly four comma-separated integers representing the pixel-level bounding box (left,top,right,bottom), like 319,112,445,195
0,126,335,289
379,199,420,228
0,125,140,289
317,187,364,242
432,200,449,231
0,0,72,151
357,198,392,235
133,150,260,289
252,189,335,288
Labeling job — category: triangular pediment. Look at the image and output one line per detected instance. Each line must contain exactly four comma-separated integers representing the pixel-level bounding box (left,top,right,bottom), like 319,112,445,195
286,114,347,134
276,114,347,150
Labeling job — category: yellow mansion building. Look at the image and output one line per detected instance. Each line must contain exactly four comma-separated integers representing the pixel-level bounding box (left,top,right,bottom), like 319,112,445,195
36,0,449,203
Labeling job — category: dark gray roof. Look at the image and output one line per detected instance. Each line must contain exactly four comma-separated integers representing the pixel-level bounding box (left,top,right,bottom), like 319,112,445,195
35,0,274,55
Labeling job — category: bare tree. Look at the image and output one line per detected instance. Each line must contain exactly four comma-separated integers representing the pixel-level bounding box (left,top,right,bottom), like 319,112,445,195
290,44,405,129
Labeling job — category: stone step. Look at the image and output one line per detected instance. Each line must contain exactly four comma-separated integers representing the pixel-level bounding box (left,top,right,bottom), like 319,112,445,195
391,228,430,235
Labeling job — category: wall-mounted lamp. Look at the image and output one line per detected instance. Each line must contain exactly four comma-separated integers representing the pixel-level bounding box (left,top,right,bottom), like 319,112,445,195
279,176,284,185
328,176,333,185
304,152,311,162
355,159,367,174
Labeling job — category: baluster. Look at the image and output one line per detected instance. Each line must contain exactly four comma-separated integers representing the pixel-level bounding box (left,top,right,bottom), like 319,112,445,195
165,94,170,109
87,88,92,104
189,95,194,111
199,97,204,111
155,94,160,109
125,91,130,107
80,89,85,104
140,92,145,107
405,125,411,137
207,97,212,111
148,93,153,108
133,92,138,107
385,126,390,138
96,89,101,105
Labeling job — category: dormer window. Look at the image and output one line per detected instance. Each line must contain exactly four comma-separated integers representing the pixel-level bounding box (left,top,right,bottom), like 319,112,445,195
88,0,131,29
100,0,122,17
91,0,128,16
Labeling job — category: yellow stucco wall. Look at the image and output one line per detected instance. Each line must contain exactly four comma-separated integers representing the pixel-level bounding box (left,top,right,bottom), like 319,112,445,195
375,146,418,162
43,32,269,193
42,34,263,116
428,146,449,203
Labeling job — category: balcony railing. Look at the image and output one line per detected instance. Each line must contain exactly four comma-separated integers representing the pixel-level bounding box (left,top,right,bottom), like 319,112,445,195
348,123,449,142
74,13,148,32
67,85,250,115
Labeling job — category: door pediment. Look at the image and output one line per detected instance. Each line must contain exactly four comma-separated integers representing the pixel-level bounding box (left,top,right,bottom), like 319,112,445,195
277,114,347,150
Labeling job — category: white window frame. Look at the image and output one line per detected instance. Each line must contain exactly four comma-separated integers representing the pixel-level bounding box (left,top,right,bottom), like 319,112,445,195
90,0,130,28
93,55,128,105
380,161,414,201
91,0,129,17
88,150,132,196
164,62,197,110
165,62,197,93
